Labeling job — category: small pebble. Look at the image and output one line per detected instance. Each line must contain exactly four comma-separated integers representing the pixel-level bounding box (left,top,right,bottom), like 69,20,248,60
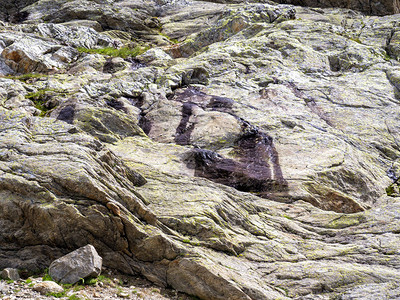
118,291,130,298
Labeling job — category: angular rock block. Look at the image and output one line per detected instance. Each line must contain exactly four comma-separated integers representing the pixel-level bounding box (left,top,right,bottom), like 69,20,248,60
1,268,19,281
49,244,102,284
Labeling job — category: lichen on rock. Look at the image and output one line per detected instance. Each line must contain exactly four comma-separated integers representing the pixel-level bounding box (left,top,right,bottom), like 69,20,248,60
0,0,400,299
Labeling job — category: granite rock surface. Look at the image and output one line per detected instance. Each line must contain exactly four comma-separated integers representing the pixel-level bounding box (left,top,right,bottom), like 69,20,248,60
0,0,400,299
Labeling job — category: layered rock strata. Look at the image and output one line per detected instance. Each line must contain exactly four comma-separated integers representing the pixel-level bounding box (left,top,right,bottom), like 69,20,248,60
0,0,400,299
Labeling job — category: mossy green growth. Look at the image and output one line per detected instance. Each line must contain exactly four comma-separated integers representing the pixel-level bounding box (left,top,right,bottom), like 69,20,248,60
42,272,53,281
383,52,392,61
46,291,67,298
159,32,179,44
25,88,68,117
6,73,46,82
25,89,52,117
386,184,398,196
327,214,365,229
77,46,150,58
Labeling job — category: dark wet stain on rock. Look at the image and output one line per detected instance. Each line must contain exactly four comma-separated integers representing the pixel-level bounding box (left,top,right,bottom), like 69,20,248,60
106,99,126,112
175,102,196,145
188,142,287,196
126,58,146,70
207,96,234,113
127,95,145,108
10,11,29,23
171,86,288,196
138,114,152,135
126,94,152,135
283,81,334,127
57,105,75,124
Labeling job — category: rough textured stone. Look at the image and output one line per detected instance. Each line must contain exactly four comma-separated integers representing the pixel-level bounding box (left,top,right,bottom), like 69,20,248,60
33,281,64,295
276,0,400,15
49,245,102,284
1,268,20,281
0,0,400,299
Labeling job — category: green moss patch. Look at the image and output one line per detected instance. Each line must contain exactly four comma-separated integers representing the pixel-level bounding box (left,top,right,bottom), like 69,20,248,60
77,46,150,58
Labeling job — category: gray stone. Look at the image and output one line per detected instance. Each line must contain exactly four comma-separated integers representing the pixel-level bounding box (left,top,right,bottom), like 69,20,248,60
1,268,19,281
276,0,400,15
33,281,63,295
0,0,400,300
49,245,102,284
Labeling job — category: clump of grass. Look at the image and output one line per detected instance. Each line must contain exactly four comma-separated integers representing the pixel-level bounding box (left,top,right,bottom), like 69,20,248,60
25,88,67,117
46,291,67,298
25,89,52,117
77,46,150,58
42,272,53,282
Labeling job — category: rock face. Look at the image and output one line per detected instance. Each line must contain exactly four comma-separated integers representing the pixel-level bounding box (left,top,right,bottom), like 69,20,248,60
276,0,400,15
49,244,102,284
0,0,400,299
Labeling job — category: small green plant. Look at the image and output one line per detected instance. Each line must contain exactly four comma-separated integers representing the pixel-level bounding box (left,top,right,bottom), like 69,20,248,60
25,88,67,117
68,295,81,300
6,279,14,284
349,36,361,43
384,52,392,61
25,89,51,116
46,291,67,298
77,46,150,58
84,277,97,285
386,184,396,196
42,269,52,282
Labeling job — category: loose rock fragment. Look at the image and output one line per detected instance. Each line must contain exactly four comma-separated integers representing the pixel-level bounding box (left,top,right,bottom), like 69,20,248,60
49,244,102,284
33,281,64,295
1,268,19,281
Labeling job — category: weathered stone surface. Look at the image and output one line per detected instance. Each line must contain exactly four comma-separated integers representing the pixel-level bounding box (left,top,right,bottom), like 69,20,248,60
1,34,78,73
33,281,63,295
1,268,20,281
0,0,400,299
276,0,400,16
49,244,102,284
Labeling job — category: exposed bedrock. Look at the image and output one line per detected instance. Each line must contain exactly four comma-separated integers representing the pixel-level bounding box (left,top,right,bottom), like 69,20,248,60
275,0,400,16
0,0,400,299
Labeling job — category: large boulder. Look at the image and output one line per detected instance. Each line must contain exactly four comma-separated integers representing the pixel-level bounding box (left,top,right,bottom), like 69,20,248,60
49,244,102,284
